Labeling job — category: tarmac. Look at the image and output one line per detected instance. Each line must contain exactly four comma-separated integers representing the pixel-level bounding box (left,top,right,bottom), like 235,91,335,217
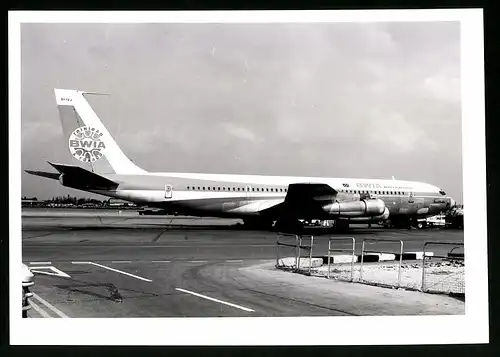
22,208,465,318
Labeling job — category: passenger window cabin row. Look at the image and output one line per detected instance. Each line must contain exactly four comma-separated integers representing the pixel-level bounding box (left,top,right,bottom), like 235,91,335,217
184,186,410,196
339,189,409,195
186,186,288,193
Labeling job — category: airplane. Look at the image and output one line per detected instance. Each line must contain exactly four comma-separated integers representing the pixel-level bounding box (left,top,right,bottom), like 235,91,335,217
25,89,456,230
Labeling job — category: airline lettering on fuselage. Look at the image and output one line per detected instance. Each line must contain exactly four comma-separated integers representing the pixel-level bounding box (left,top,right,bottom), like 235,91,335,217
355,183,412,190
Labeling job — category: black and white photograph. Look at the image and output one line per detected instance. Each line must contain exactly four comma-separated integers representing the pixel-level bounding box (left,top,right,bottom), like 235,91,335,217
9,10,488,345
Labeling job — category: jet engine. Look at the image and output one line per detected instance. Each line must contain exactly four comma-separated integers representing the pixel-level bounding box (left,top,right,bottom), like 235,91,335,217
322,198,386,217
344,207,390,222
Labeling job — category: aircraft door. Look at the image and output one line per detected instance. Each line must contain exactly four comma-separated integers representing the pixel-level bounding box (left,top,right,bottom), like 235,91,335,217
245,185,252,199
164,184,173,199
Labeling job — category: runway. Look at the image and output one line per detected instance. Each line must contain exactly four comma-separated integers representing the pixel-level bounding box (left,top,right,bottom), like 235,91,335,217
22,209,465,318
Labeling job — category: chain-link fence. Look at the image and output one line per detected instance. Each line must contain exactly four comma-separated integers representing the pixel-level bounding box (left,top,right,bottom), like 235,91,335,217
422,242,464,295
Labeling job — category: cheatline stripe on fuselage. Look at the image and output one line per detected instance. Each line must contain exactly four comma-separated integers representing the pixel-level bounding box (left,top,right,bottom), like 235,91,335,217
100,173,433,192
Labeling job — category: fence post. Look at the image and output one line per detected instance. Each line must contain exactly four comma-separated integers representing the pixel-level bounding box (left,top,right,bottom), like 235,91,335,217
296,235,301,271
350,237,355,282
398,240,403,287
422,242,427,291
276,234,280,268
327,239,331,279
360,239,365,282
309,236,314,275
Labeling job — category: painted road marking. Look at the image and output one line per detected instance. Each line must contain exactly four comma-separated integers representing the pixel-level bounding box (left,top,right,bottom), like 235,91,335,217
31,292,69,318
226,260,243,263
111,261,132,263
29,300,51,318
29,262,51,265
175,288,254,312
151,261,170,263
189,260,208,263
72,261,152,282
30,266,71,278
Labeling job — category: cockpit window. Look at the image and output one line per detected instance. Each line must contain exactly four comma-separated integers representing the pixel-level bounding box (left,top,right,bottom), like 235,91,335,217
439,190,446,196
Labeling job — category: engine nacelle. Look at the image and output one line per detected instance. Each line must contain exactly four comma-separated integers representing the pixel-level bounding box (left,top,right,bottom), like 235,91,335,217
345,207,390,222
322,199,386,217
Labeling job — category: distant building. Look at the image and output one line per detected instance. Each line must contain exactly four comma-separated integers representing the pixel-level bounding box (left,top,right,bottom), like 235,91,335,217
108,198,136,207
21,198,40,207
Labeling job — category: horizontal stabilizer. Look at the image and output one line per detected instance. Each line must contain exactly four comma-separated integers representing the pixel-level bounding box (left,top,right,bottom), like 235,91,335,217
47,162,118,189
25,170,60,180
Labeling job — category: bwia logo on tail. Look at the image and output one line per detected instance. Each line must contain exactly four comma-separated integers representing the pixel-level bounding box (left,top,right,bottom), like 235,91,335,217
69,126,107,163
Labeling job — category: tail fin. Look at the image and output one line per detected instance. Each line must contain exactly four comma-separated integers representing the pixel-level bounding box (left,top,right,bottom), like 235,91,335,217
54,88,146,175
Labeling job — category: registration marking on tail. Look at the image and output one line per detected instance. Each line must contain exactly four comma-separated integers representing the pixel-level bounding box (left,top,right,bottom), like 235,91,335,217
175,288,254,312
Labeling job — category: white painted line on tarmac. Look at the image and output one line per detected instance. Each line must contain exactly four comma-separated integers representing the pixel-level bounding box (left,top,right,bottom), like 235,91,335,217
29,300,51,318
226,260,243,263
71,261,89,264
87,262,153,282
175,288,254,312
30,266,71,278
151,260,171,263
111,261,132,263
189,260,208,263
31,292,69,318
29,262,51,265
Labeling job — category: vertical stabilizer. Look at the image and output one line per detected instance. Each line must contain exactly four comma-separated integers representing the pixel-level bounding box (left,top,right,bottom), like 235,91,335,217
54,89,146,175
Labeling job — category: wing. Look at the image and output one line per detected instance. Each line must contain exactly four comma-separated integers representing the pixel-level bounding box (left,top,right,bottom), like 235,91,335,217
261,183,338,219
284,183,337,204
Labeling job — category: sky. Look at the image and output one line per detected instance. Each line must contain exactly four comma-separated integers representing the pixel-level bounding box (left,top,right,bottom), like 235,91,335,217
20,22,463,202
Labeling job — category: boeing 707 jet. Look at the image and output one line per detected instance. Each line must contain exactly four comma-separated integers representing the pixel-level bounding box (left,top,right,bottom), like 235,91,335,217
26,89,456,230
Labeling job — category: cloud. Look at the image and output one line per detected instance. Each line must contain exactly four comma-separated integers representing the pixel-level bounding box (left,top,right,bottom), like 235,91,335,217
365,112,436,153
423,74,461,103
221,122,259,142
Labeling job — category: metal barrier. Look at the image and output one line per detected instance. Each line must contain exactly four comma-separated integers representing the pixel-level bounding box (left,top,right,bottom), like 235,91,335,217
297,235,314,275
276,233,315,275
360,238,404,287
327,237,356,281
422,241,464,294
276,233,300,270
